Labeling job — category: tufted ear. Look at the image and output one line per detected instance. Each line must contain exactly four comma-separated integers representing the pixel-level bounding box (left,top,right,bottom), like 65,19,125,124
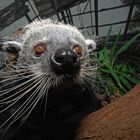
0,40,22,68
85,39,96,53
0,40,21,53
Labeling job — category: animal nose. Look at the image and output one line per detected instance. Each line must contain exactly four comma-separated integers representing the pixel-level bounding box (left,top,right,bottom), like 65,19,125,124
50,48,80,75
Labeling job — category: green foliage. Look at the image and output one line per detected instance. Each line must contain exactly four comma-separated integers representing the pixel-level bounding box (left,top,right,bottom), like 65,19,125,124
95,28,140,96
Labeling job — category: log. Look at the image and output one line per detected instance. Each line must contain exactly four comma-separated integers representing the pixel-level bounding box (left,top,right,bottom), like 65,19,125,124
34,0,54,17
50,0,86,11
0,1,29,31
76,83,140,140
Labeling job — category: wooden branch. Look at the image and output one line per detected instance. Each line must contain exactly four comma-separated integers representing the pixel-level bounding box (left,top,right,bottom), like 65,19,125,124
0,1,29,31
33,0,54,17
76,83,140,140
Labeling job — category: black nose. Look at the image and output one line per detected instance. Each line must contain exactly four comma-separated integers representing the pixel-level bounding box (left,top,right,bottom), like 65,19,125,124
50,48,80,75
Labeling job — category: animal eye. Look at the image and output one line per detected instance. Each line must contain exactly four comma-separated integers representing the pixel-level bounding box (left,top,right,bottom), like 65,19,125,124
73,45,83,57
33,43,46,57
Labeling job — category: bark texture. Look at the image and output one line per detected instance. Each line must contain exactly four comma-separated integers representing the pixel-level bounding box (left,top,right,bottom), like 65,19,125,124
76,83,140,140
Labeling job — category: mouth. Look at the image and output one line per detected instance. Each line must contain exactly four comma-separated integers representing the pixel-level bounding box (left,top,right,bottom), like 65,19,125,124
47,73,79,95
58,74,77,87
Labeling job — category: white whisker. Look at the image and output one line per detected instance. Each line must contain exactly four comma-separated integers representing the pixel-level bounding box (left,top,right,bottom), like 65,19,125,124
43,76,54,118
0,73,42,96
0,75,44,115
0,75,44,104
0,75,45,136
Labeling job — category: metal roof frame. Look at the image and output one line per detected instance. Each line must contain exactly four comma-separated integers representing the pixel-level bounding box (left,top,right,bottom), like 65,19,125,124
0,0,140,36
56,0,140,36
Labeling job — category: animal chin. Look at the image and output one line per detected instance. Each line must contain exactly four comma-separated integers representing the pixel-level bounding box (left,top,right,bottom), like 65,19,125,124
47,73,79,93
56,80,75,92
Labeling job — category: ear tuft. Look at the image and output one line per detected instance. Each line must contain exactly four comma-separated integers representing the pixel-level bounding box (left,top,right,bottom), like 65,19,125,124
85,39,96,53
0,40,21,53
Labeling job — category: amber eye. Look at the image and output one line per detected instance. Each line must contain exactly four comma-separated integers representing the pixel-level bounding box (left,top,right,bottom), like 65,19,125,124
73,45,83,57
33,43,46,57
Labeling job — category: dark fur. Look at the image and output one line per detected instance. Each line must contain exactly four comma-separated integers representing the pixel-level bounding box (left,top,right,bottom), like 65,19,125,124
0,79,101,140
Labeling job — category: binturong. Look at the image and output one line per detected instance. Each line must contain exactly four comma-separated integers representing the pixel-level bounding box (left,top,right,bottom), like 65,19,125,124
0,19,101,140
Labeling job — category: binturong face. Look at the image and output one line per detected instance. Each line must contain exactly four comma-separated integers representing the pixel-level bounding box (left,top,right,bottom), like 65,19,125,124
16,19,97,88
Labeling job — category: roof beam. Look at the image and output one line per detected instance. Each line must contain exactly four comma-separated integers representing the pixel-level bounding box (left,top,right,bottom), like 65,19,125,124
124,0,136,34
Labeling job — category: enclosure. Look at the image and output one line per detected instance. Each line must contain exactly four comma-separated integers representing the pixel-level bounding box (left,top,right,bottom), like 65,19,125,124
0,0,140,140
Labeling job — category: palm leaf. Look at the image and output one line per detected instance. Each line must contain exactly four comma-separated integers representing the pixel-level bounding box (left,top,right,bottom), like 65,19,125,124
111,30,121,67
104,26,112,48
114,33,140,60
